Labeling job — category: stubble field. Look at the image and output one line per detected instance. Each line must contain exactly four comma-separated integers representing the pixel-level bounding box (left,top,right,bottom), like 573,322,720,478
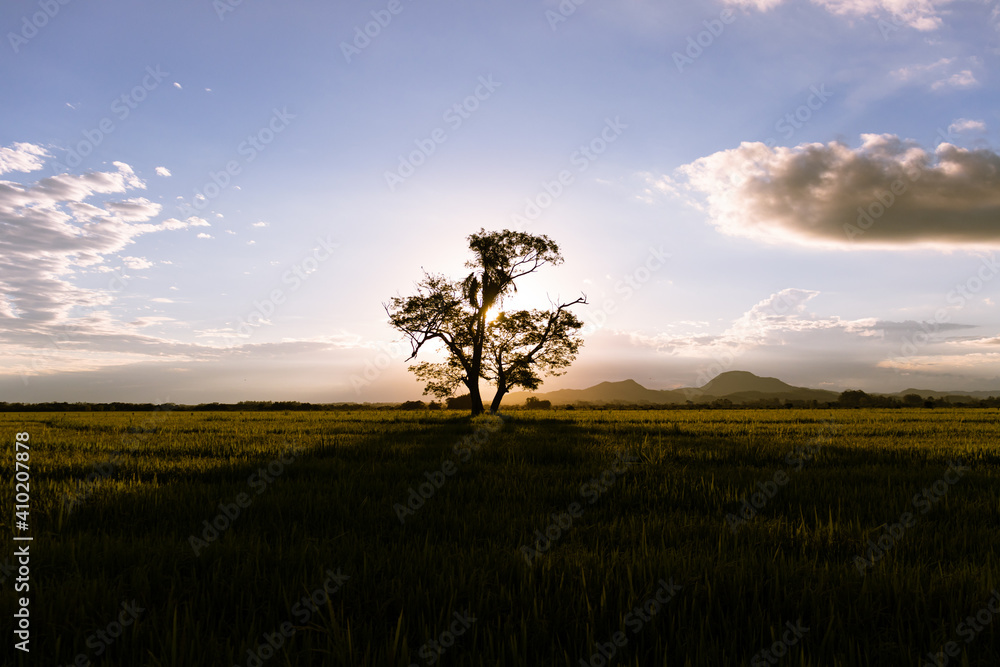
1,408,998,666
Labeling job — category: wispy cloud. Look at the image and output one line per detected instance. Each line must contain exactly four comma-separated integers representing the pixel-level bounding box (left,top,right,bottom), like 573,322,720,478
725,0,955,30
0,155,230,380
627,289,878,357
890,58,980,92
931,70,978,90
121,256,154,270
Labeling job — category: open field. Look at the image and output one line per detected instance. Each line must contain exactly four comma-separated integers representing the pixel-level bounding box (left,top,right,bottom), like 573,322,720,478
2,408,999,666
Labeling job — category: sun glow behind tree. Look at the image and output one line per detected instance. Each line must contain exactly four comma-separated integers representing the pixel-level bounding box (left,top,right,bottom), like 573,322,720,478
385,229,586,415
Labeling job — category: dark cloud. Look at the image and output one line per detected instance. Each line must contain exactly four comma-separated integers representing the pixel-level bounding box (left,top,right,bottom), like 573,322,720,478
673,134,1000,249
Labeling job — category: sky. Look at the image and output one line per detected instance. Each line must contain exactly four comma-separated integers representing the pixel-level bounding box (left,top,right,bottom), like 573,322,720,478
1,0,999,404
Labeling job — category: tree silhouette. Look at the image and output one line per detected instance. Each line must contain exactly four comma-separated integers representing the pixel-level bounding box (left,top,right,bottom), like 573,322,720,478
524,396,552,410
385,229,586,416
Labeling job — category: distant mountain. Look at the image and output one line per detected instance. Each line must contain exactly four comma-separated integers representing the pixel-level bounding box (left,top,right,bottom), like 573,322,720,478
503,370,840,406
513,379,691,406
699,370,796,396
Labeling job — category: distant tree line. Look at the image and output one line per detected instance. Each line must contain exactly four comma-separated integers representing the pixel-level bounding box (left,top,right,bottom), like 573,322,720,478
0,401,376,413
2,390,998,412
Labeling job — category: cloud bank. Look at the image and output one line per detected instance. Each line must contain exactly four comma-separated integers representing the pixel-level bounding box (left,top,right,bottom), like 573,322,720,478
0,146,252,380
666,134,1000,249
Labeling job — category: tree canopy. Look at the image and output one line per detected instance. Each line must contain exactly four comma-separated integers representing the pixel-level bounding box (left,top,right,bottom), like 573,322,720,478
385,229,586,415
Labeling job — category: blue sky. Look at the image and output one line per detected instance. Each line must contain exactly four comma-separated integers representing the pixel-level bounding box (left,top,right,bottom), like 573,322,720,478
1,0,999,403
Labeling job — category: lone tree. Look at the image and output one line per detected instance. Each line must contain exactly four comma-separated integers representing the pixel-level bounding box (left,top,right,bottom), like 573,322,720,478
385,229,586,416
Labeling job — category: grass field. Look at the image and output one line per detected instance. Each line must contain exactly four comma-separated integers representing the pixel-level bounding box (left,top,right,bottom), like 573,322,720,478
1,408,998,666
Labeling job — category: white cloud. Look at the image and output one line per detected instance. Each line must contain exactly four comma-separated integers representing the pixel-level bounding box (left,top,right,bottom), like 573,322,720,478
948,118,987,133
891,57,953,81
931,70,978,90
622,288,981,387
0,142,49,175
890,58,980,91
669,134,1000,249
155,166,172,177
724,0,789,10
0,154,232,378
724,0,955,30
121,256,153,270
196,233,213,239
628,289,856,358
159,216,210,231
252,221,269,228
128,316,174,328
105,198,162,222
173,82,182,90
635,172,686,205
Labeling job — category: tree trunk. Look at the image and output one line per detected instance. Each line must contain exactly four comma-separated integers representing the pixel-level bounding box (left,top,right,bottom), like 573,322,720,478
467,310,487,416
468,382,485,417
489,388,507,414
490,369,508,414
